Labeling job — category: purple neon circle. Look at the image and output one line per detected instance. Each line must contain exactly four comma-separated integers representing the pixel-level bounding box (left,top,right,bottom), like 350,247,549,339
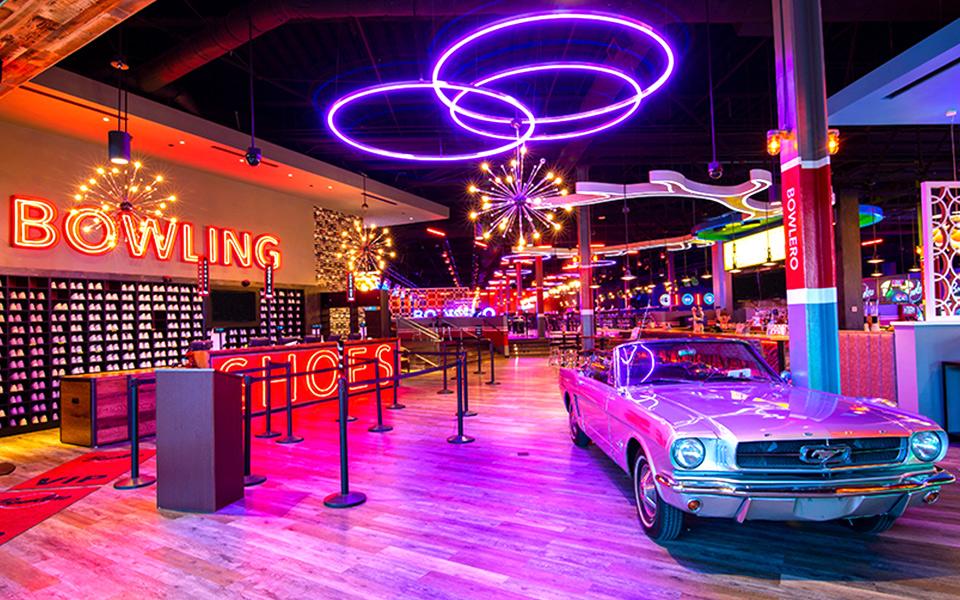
326,81,536,162
431,11,675,131
448,63,643,141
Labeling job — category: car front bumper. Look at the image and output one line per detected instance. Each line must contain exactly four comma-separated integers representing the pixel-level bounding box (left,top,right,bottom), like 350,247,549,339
656,466,955,522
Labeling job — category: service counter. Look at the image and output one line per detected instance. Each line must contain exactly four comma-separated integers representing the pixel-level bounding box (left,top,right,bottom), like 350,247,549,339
208,338,399,409
60,338,400,447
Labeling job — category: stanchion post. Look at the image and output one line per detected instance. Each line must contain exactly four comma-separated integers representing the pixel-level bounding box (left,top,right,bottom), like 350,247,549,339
447,355,475,444
368,359,392,433
324,375,367,508
256,359,280,439
485,339,499,385
387,341,405,410
438,341,453,394
115,377,156,489
474,339,483,375
337,347,358,422
277,361,303,444
463,350,477,417
242,374,267,486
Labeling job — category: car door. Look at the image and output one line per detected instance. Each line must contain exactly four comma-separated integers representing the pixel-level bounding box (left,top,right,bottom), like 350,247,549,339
576,354,613,450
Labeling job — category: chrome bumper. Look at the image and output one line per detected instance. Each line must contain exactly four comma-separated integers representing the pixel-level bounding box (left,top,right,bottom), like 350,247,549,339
657,467,955,522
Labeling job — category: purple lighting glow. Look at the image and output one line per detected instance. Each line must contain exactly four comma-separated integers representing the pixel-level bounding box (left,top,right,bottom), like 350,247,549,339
432,11,675,140
325,11,676,161
448,63,644,142
326,81,536,162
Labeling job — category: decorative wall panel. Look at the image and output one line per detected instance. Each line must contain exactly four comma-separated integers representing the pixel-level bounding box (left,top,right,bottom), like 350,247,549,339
921,181,960,319
314,207,354,292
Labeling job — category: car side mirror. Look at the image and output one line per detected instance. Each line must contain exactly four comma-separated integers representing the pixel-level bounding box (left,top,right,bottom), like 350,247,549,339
780,370,792,384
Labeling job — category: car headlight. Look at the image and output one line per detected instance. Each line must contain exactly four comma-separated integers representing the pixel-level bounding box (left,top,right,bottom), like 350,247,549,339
911,431,943,462
672,438,705,469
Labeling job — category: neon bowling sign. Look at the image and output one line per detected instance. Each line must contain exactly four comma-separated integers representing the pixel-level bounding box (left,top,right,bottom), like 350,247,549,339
9,196,282,269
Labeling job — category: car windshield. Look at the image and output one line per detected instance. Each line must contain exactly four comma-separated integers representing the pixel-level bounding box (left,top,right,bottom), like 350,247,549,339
613,340,778,387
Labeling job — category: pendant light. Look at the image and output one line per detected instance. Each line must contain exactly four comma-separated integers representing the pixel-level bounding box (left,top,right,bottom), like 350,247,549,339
705,0,722,180
909,205,922,273
108,37,131,166
729,241,742,274
866,220,884,265
701,246,713,279
244,14,262,166
621,185,637,281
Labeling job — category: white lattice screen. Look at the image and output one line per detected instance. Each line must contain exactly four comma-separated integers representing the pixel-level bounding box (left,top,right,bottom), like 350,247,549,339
921,181,960,319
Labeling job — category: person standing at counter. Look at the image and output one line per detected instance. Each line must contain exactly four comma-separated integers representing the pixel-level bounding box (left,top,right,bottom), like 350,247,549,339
691,305,705,334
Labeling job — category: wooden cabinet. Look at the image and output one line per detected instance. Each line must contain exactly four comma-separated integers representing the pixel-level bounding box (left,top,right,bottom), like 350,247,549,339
59,369,156,447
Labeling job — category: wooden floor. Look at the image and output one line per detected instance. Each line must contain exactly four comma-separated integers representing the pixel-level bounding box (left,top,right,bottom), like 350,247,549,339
1,357,959,599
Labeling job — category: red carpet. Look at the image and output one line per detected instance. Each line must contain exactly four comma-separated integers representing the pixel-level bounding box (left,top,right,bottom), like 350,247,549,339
11,449,155,491
0,487,98,545
0,448,155,545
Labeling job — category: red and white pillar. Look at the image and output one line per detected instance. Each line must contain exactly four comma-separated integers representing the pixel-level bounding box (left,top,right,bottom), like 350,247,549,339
773,0,840,391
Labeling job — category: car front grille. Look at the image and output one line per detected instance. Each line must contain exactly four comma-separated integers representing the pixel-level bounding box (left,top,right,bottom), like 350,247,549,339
736,437,906,469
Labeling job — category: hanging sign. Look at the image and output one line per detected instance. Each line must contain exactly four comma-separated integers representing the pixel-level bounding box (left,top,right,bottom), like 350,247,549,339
197,257,210,296
263,263,275,299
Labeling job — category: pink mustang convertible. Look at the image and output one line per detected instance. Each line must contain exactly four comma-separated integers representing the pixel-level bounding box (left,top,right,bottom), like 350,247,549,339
560,339,954,541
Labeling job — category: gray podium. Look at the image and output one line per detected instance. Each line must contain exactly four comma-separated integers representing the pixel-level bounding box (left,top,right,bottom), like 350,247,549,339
155,369,244,512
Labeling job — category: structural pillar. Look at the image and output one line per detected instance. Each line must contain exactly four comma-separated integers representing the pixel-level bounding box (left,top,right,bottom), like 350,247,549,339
773,0,841,392
514,262,523,313
535,256,546,337
711,243,734,314
835,193,863,330
578,206,595,351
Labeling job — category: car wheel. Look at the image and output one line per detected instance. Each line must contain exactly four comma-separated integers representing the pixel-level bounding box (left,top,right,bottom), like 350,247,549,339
633,453,683,542
846,514,897,534
568,407,590,448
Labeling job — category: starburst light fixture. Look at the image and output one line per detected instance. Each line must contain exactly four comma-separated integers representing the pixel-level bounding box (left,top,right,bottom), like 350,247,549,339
467,148,571,249
337,219,396,274
73,160,177,229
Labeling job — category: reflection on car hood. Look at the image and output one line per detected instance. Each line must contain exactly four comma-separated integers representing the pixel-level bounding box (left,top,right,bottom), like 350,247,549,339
624,382,937,440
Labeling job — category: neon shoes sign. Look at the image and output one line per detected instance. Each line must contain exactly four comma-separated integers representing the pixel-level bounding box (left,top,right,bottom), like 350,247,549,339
9,196,282,269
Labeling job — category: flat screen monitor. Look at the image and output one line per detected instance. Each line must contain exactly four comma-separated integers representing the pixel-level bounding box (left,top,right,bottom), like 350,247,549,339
206,289,260,328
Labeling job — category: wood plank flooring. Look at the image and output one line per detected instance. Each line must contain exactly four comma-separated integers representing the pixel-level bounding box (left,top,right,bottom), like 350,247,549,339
1,357,959,599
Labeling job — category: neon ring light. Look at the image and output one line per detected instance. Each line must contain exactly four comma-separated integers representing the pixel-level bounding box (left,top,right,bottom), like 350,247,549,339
326,81,536,162
432,11,675,138
448,63,644,142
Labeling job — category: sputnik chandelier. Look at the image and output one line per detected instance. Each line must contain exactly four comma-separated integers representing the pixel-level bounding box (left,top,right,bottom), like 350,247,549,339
467,147,570,248
326,11,675,161
73,160,177,234
336,177,396,280
338,220,395,274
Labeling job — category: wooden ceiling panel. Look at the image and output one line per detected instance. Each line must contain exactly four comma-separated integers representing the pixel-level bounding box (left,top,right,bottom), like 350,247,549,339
0,0,155,98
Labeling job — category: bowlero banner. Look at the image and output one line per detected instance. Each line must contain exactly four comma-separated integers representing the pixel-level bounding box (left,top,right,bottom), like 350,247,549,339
209,339,398,406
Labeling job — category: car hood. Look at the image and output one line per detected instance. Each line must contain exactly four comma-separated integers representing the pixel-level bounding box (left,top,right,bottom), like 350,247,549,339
625,382,937,441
